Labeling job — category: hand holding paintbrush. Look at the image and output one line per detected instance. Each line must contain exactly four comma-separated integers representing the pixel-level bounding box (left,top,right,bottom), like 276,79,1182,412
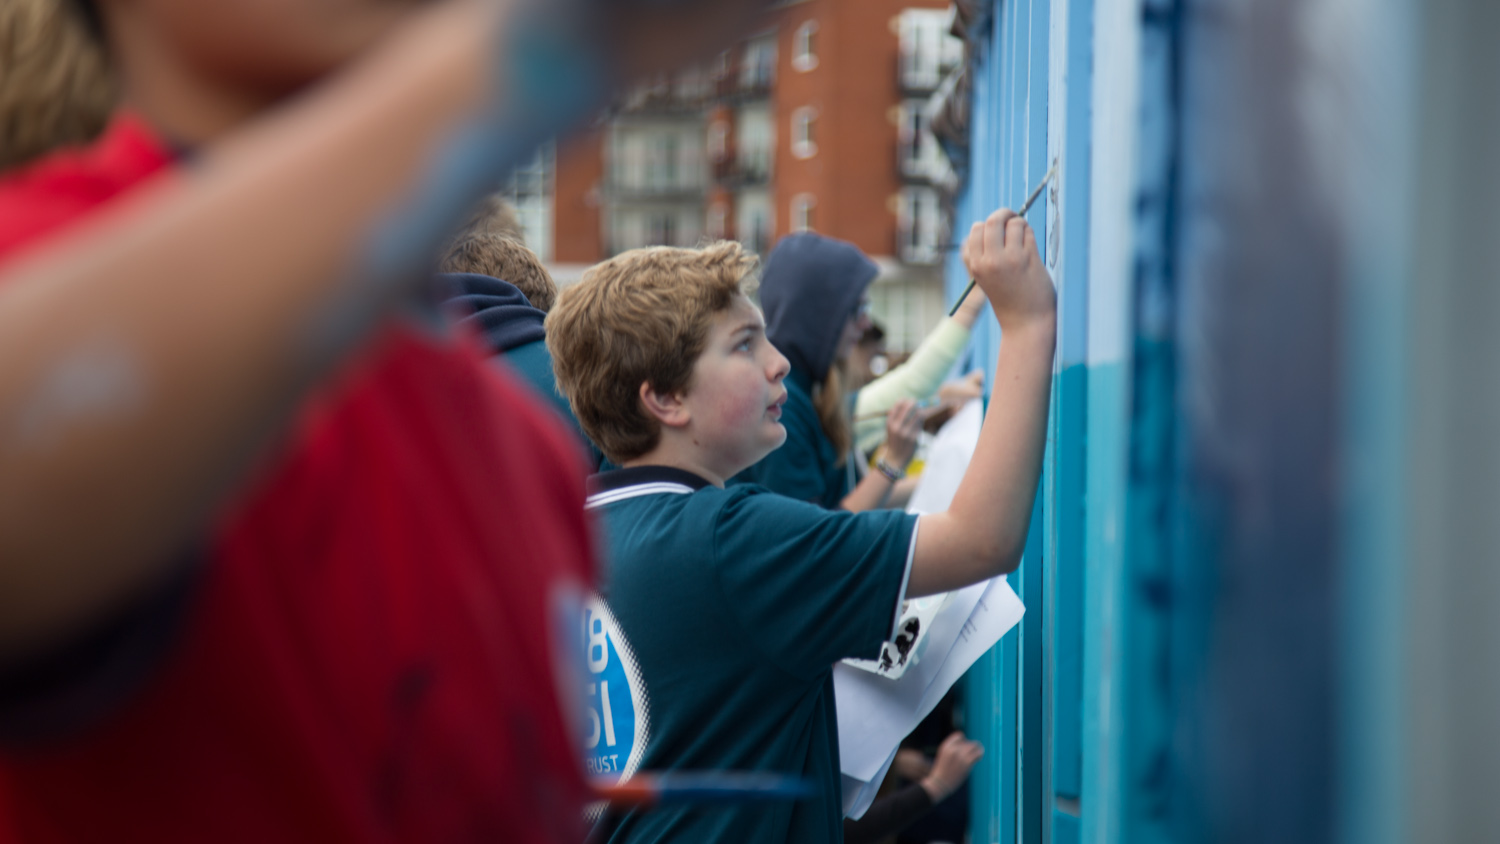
947,165,1056,317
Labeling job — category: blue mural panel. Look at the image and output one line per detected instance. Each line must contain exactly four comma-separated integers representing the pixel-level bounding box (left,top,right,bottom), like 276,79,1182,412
956,0,1058,842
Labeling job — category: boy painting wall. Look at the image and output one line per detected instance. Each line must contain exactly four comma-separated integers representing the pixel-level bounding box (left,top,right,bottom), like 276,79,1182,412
547,210,1056,843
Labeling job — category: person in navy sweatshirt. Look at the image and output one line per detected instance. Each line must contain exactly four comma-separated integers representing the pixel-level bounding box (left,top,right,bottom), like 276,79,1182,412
438,233,605,469
733,233,923,511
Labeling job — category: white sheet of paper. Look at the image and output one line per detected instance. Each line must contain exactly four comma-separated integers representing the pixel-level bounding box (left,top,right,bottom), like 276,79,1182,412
841,745,898,819
835,398,1026,792
906,399,984,515
836,577,1024,783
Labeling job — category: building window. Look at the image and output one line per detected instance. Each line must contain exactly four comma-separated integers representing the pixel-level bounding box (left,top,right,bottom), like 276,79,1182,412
792,21,819,72
736,105,774,183
898,8,963,91
791,107,818,159
740,36,777,92
648,212,678,246
737,191,773,256
898,187,942,264
746,209,770,254
645,135,678,190
498,142,554,262
750,216,769,254
792,193,817,233
739,144,771,182
901,104,925,168
899,100,934,178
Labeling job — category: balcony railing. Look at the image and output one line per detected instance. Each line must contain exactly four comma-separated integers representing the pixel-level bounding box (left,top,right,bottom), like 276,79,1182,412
897,187,947,266
608,225,704,255
617,77,710,114
607,145,708,198
898,240,942,266
720,71,773,103
712,153,772,187
899,57,962,93
900,141,948,182
898,126,959,190
606,177,707,199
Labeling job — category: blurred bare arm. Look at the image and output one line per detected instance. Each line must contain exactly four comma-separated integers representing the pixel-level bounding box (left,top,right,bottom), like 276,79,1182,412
840,399,921,513
919,732,984,802
851,309,980,454
0,0,509,658
908,210,1056,597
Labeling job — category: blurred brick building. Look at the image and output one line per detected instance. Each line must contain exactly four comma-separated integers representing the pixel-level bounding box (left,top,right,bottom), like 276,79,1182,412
514,0,962,352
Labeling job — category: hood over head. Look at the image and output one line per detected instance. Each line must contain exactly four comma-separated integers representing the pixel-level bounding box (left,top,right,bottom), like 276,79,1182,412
436,272,546,354
759,233,879,382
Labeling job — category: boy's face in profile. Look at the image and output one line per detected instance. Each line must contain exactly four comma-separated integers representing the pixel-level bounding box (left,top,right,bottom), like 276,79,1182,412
680,294,791,476
115,0,428,94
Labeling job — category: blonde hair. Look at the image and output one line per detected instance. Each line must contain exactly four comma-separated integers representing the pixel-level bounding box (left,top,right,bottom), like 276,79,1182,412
547,242,758,464
440,231,558,313
0,0,117,170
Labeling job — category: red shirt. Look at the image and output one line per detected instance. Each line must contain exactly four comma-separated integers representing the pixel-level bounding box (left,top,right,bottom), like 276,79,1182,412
0,116,594,843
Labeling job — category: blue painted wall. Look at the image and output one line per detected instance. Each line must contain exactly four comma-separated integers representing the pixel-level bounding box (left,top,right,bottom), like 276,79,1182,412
954,0,1087,841
954,0,1371,839
954,0,1180,840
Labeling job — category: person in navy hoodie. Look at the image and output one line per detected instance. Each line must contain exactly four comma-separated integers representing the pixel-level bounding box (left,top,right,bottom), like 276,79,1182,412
438,231,605,469
734,233,923,511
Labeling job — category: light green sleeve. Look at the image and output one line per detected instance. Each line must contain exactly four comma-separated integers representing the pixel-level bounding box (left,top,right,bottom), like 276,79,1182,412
853,317,972,454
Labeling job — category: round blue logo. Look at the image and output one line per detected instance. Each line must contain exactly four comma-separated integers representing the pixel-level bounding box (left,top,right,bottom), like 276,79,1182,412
582,595,650,784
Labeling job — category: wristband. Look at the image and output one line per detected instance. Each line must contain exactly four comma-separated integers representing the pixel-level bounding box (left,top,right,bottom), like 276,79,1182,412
876,457,905,483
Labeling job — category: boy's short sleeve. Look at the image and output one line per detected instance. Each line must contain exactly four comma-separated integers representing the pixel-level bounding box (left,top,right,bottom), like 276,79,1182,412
710,487,917,680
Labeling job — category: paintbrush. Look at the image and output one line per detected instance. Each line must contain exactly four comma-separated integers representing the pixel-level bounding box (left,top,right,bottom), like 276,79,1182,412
593,771,814,806
946,164,1056,317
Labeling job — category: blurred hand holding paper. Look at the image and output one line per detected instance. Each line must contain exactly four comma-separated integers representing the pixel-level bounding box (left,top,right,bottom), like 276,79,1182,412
836,400,1026,817
837,578,1024,816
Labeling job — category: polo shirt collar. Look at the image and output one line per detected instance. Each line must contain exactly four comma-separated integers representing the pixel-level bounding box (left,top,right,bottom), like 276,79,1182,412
585,465,713,509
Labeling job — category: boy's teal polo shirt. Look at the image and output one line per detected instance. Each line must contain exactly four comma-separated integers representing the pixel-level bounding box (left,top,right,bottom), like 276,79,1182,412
584,466,918,844
732,366,851,509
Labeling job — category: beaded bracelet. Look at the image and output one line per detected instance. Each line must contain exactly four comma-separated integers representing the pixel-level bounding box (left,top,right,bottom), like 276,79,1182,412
875,456,905,483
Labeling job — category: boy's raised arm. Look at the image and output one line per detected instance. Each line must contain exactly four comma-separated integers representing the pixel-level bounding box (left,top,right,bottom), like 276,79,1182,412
907,210,1057,597
0,0,779,661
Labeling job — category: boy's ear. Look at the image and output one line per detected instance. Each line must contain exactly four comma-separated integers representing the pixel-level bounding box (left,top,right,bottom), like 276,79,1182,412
638,381,691,429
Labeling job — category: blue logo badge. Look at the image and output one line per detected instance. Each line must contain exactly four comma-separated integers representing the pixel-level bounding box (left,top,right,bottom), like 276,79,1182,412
582,595,650,783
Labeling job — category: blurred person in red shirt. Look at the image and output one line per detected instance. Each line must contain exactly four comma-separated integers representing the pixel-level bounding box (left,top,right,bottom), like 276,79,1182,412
0,0,767,842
